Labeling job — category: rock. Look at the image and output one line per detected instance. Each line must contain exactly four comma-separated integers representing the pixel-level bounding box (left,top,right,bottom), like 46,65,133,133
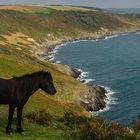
79,85,107,111
71,68,82,78
52,63,82,78
80,79,86,83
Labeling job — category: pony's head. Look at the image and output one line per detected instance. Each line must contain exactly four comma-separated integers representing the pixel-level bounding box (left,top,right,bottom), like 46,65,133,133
40,71,56,95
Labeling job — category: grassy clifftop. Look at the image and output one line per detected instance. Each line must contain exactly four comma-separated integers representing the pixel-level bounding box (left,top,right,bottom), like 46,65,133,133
0,5,140,139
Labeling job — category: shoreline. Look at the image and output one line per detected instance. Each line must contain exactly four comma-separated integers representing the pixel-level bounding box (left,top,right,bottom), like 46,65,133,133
35,27,140,112
36,27,140,61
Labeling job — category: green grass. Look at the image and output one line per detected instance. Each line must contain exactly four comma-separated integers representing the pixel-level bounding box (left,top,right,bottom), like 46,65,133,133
0,117,64,140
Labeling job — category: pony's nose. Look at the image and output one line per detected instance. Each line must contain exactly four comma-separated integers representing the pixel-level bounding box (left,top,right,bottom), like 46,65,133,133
51,89,56,95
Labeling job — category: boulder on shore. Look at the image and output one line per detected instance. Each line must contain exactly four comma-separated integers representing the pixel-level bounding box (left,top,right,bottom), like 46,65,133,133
71,68,82,78
79,85,107,111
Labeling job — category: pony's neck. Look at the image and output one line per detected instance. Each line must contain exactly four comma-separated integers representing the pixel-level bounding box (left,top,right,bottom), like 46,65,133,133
27,75,41,96
12,73,42,96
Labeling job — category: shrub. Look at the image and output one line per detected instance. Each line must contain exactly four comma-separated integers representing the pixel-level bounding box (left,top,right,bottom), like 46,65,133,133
61,111,89,127
25,109,53,125
61,111,97,139
61,111,137,140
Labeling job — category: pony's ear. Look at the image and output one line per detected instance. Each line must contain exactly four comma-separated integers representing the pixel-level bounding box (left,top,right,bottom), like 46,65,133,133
46,71,51,77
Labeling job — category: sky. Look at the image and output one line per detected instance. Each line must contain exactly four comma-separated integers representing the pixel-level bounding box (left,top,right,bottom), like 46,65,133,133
0,0,140,8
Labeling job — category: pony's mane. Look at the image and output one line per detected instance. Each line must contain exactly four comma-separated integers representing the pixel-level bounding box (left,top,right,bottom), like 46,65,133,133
10,71,51,93
12,70,48,80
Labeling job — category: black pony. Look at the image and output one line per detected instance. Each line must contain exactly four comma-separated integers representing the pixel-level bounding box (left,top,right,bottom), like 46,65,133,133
0,71,56,134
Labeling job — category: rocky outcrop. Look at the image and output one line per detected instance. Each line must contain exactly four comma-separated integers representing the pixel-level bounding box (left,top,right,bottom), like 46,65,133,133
51,63,82,78
79,85,107,111
71,68,82,78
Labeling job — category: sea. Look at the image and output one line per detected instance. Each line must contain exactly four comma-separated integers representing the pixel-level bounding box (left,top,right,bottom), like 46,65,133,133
48,30,140,125
105,8,140,14
48,9,140,125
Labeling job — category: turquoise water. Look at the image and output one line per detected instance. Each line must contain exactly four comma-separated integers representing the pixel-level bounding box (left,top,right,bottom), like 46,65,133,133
50,32,140,124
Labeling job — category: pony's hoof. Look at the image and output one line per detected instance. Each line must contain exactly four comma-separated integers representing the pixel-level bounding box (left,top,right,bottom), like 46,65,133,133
17,129,24,134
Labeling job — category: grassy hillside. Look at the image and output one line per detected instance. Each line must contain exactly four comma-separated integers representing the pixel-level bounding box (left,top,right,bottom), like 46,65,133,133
0,5,140,139
0,5,140,40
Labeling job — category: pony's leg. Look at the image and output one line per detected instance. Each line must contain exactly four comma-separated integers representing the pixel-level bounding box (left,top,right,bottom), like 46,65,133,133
17,106,24,134
6,105,15,134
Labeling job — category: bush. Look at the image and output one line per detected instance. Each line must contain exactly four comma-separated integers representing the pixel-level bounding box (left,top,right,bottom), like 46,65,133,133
61,111,137,140
61,111,89,127
25,109,53,125
61,112,97,139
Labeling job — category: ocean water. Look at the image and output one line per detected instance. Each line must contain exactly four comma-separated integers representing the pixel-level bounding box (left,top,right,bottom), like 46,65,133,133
50,32,140,125
106,8,140,14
